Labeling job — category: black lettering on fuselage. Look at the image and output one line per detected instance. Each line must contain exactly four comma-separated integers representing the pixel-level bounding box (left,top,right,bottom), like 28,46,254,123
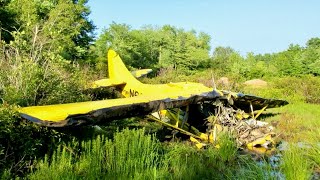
129,89,140,97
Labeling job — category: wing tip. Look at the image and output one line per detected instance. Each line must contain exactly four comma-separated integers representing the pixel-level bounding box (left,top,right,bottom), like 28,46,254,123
20,113,44,124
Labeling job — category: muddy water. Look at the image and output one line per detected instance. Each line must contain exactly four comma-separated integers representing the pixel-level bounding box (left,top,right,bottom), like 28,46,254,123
246,141,320,180
241,146,285,179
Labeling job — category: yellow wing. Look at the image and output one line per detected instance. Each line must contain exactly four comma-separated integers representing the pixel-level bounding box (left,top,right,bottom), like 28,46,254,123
19,91,221,127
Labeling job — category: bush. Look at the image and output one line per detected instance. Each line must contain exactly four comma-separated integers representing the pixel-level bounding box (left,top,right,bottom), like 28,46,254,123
0,55,91,106
271,76,320,103
0,36,92,177
0,105,65,177
241,75,320,104
28,128,161,179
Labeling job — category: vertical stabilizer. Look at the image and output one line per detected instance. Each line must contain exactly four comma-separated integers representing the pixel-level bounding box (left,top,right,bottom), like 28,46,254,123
107,50,140,84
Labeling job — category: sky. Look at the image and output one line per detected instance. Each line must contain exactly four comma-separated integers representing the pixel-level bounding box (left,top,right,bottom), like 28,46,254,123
87,0,320,55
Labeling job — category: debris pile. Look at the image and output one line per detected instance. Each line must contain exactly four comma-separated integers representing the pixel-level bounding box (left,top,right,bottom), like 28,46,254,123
206,99,276,152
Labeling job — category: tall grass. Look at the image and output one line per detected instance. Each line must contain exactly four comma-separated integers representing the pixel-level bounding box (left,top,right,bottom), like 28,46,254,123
29,129,274,179
161,133,240,179
281,145,312,180
234,156,275,180
28,128,160,179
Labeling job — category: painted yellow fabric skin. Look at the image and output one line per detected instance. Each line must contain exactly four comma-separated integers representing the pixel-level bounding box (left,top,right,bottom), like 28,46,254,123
105,50,214,98
20,95,160,122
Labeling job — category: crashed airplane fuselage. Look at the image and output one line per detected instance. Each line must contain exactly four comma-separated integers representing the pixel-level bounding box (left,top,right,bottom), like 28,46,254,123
19,50,289,150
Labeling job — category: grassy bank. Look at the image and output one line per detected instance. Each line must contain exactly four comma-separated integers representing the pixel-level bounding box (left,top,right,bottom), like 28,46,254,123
242,78,320,179
264,103,320,143
263,103,320,179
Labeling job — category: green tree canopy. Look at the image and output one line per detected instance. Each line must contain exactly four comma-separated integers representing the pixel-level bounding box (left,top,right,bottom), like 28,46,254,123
94,23,211,71
0,0,17,42
4,0,94,61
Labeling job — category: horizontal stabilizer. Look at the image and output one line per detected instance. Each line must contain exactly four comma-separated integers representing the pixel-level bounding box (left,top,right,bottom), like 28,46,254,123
131,69,152,78
91,79,126,88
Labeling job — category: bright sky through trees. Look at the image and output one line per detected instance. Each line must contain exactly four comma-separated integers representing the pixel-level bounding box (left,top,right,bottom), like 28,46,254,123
87,0,320,55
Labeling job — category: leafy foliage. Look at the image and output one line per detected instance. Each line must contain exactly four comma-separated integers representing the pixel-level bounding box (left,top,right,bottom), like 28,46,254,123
0,105,66,177
208,38,320,80
0,0,93,177
28,128,161,179
6,0,94,61
0,0,18,42
93,23,211,72
0,34,91,107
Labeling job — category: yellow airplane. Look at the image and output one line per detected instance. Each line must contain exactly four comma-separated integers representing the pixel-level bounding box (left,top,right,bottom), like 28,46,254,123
19,50,288,145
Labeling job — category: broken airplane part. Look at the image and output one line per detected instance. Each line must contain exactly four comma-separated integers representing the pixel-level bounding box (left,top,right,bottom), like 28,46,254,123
19,50,288,149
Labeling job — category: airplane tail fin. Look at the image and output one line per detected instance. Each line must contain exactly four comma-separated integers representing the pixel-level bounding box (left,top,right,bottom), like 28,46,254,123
91,50,141,89
107,50,141,84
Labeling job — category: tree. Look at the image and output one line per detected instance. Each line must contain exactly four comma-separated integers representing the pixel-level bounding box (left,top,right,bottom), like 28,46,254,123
0,0,17,42
211,46,235,72
94,24,211,71
6,0,94,62
300,45,320,75
306,37,320,49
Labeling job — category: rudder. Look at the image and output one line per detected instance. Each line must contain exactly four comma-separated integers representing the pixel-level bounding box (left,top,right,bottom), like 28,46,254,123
107,50,140,84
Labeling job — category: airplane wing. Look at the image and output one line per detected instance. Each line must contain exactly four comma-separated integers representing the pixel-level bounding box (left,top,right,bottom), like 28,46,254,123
19,91,287,127
19,91,221,127
233,93,288,111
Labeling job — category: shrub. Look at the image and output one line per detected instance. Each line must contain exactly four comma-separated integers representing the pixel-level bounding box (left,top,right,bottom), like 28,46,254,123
272,76,320,104
0,55,91,106
0,105,66,177
28,128,161,179
241,75,320,104
0,35,92,177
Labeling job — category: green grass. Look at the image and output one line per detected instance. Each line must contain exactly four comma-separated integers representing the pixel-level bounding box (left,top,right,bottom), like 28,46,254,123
306,143,320,173
28,128,160,180
160,133,239,179
281,145,312,180
28,129,274,180
245,85,320,179
262,102,320,143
